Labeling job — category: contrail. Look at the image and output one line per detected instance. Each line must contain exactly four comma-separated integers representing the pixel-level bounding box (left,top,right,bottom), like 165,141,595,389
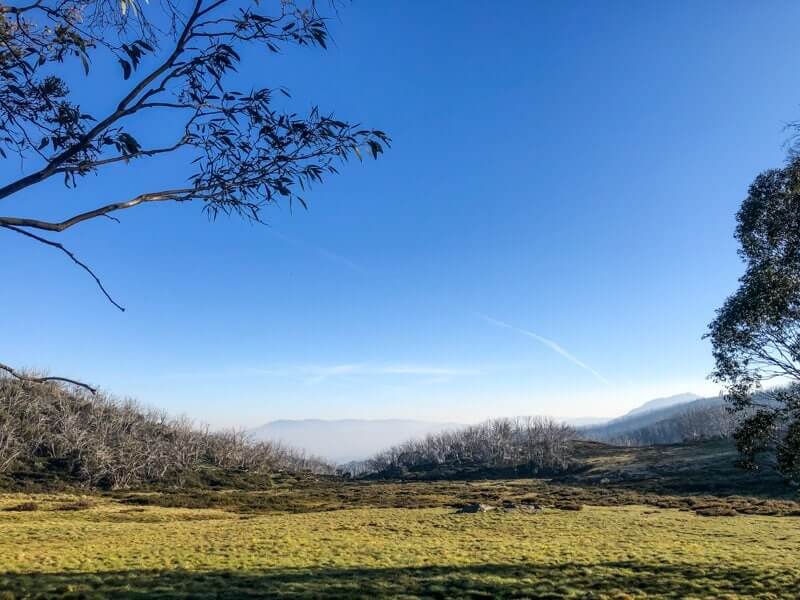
268,229,366,273
479,314,610,385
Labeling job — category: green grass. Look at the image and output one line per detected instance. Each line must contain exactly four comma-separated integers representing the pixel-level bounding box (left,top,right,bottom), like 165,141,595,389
1,492,799,598
566,439,793,497
1,440,797,598
111,473,800,517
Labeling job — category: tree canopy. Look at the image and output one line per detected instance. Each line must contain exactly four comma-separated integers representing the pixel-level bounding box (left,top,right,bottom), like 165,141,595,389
0,0,388,389
0,0,388,309
708,156,800,481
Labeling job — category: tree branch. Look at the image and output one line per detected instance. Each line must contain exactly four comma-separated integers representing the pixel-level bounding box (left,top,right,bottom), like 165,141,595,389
0,188,195,232
0,0,206,201
0,1,44,15
0,223,125,311
52,140,190,174
0,362,97,394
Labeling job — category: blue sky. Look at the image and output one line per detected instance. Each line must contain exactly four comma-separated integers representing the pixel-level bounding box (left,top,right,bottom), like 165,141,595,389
2,1,800,426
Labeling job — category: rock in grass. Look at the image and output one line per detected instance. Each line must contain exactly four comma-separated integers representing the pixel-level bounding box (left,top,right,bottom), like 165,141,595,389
457,503,496,513
554,502,583,511
501,500,543,513
694,506,738,517
458,501,544,514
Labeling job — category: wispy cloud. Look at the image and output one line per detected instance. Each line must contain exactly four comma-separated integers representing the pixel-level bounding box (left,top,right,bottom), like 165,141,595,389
479,314,610,385
372,365,474,376
303,363,366,385
303,363,478,385
268,229,366,273
161,363,478,385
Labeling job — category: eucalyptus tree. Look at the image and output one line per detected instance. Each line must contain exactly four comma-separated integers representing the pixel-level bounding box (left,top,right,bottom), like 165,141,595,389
0,0,388,389
708,157,800,480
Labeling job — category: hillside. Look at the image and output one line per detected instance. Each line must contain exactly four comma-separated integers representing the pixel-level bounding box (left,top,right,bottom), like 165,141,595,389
0,377,333,491
565,438,789,497
355,434,792,498
617,392,702,419
580,396,727,443
554,393,704,430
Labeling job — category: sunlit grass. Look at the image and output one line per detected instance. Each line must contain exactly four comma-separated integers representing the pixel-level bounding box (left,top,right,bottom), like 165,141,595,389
0,493,799,598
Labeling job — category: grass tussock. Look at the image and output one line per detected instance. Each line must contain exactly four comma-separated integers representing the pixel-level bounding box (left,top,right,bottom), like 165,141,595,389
55,499,94,512
554,502,583,511
2,501,37,512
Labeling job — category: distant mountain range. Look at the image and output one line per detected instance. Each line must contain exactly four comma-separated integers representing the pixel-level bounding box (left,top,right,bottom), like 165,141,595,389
557,393,702,429
580,394,724,442
249,419,461,463
616,393,702,420
250,392,715,464
558,416,610,427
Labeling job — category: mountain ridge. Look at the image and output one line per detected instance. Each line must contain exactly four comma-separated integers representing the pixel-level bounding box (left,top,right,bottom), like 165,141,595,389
581,395,725,442
615,392,702,421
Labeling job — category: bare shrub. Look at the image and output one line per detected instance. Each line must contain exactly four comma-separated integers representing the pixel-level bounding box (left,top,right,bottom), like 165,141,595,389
0,375,334,489
362,417,575,477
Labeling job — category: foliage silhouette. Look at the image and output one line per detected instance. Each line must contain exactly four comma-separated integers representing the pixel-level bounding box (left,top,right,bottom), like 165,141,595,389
708,156,800,480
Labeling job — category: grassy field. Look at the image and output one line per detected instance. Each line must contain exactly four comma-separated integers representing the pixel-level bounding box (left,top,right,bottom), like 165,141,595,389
1,491,799,599
1,441,798,598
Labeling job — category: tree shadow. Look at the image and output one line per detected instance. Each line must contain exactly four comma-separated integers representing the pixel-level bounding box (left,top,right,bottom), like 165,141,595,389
0,560,795,599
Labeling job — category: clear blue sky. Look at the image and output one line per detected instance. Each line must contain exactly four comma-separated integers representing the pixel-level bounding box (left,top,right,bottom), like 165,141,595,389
2,1,800,426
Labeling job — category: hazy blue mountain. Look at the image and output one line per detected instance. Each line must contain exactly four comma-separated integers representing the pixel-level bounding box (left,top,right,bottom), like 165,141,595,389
581,395,724,442
617,393,702,420
559,416,610,427
557,394,701,430
250,419,461,463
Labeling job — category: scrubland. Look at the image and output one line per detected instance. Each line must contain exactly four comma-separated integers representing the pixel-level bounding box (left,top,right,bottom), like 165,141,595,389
2,378,799,598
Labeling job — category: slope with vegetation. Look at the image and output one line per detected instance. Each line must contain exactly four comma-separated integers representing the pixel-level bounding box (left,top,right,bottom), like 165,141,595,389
358,417,575,479
0,377,333,490
580,397,735,446
618,392,702,418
